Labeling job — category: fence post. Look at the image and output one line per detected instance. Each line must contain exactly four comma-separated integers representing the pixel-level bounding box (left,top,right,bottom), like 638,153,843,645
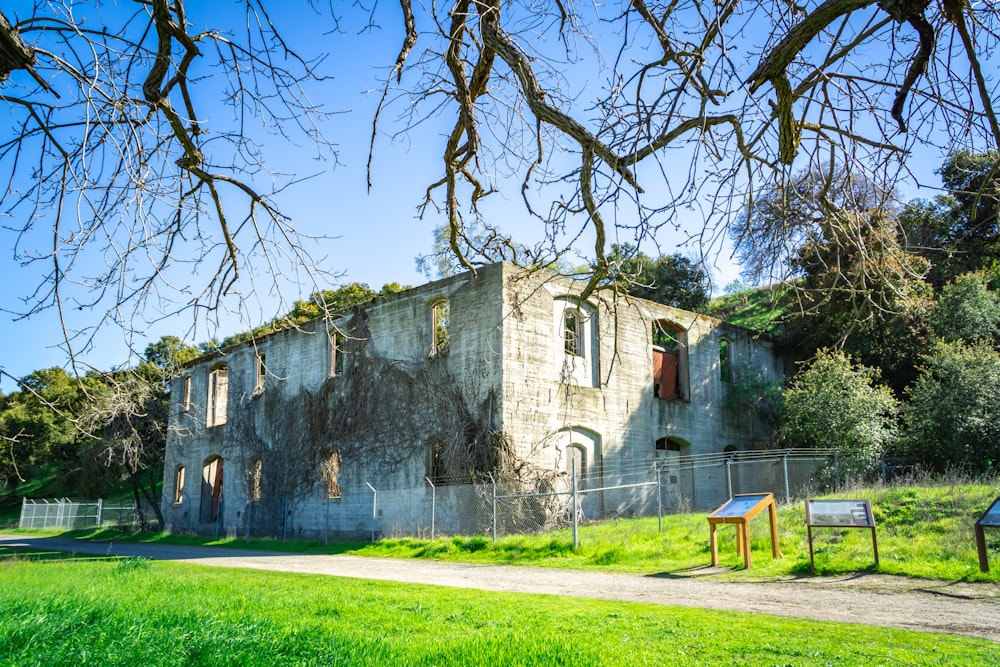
366,482,377,543
19,497,26,529
783,450,791,503
96,498,103,527
726,455,735,499
881,453,887,485
245,501,251,542
571,465,579,550
655,461,662,533
425,476,436,541
491,474,497,542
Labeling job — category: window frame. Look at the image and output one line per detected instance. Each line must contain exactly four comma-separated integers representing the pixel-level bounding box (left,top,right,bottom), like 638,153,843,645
429,299,450,356
206,364,229,427
173,465,185,504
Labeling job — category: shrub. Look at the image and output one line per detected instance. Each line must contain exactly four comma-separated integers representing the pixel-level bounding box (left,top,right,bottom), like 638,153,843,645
899,340,1000,473
781,349,898,478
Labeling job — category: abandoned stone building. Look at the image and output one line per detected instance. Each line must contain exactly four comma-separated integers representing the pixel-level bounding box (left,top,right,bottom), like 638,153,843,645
161,262,786,538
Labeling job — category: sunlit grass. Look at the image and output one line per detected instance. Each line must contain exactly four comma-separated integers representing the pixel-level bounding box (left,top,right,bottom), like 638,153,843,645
0,555,995,666
353,482,1000,582
11,481,999,582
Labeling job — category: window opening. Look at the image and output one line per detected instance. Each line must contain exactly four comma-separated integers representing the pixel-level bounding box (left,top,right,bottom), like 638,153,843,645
254,353,266,394
719,339,732,383
174,465,185,504
181,376,192,412
207,365,229,426
564,308,583,356
652,320,687,401
330,330,346,377
427,439,446,484
430,300,450,355
566,444,587,481
200,456,224,522
324,450,342,498
248,458,262,502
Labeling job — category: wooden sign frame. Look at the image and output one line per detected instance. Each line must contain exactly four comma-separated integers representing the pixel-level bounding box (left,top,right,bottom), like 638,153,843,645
974,496,1000,573
707,493,781,569
805,499,878,573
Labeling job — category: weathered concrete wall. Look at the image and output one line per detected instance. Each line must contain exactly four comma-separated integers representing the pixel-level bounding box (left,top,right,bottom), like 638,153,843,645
162,263,785,536
162,266,507,537
497,266,784,510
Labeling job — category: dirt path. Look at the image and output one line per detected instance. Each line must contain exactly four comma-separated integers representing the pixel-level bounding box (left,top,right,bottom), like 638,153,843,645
2,534,998,641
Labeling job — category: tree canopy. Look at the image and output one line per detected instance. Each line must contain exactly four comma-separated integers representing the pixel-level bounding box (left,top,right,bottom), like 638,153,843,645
2,1,999,363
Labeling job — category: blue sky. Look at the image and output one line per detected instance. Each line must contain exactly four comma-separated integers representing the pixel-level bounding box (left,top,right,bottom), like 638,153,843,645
0,2,957,392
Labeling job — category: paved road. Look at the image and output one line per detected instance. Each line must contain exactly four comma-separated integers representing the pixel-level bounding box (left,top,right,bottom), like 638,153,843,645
2,533,998,641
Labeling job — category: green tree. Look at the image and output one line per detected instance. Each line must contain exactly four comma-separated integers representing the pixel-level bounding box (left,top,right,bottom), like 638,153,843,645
607,245,709,311
928,272,1000,344
781,350,898,479
0,367,101,490
144,336,199,373
900,340,1000,474
900,152,1000,287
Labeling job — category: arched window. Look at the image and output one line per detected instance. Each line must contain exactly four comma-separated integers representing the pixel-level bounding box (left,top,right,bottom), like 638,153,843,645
430,299,450,355
173,465,185,504
181,376,192,413
329,329,346,377
566,443,587,481
554,297,598,387
652,320,688,401
207,364,228,427
200,455,224,522
719,338,733,383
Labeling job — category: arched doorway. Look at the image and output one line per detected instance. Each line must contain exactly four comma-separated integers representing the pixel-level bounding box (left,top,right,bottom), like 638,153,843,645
200,455,224,523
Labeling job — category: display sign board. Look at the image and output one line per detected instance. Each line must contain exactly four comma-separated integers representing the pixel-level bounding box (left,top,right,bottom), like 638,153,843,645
707,493,781,569
975,497,1000,573
806,499,874,527
711,494,771,519
805,499,878,573
978,497,1000,528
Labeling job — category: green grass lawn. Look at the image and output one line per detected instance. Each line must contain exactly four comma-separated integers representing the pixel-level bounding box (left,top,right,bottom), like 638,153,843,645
2,482,999,665
48,481,1000,583
0,554,995,666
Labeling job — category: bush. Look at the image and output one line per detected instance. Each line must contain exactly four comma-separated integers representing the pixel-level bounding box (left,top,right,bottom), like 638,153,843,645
781,349,897,478
899,340,1000,473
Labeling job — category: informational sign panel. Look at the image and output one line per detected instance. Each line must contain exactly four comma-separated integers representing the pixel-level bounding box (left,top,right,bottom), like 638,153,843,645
707,493,781,569
711,494,770,519
805,499,878,573
975,497,1000,573
978,497,1000,528
806,499,874,527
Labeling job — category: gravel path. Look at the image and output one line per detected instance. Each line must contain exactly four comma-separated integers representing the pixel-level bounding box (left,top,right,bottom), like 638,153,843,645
2,533,998,641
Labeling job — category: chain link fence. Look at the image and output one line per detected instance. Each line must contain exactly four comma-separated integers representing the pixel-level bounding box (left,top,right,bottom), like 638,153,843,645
237,449,836,545
18,498,140,530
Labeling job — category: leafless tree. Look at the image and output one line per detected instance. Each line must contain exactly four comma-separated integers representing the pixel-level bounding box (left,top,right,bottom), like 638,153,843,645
78,365,168,528
3,0,999,356
377,0,999,298
1,1,335,368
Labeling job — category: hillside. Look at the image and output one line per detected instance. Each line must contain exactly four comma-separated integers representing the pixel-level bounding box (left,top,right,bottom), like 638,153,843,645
703,283,792,333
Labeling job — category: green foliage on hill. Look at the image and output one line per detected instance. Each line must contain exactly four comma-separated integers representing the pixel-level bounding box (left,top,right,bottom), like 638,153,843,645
703,282,792,332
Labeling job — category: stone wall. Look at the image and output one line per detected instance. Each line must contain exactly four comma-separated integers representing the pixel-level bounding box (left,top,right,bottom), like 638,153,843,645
162,263,786,537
